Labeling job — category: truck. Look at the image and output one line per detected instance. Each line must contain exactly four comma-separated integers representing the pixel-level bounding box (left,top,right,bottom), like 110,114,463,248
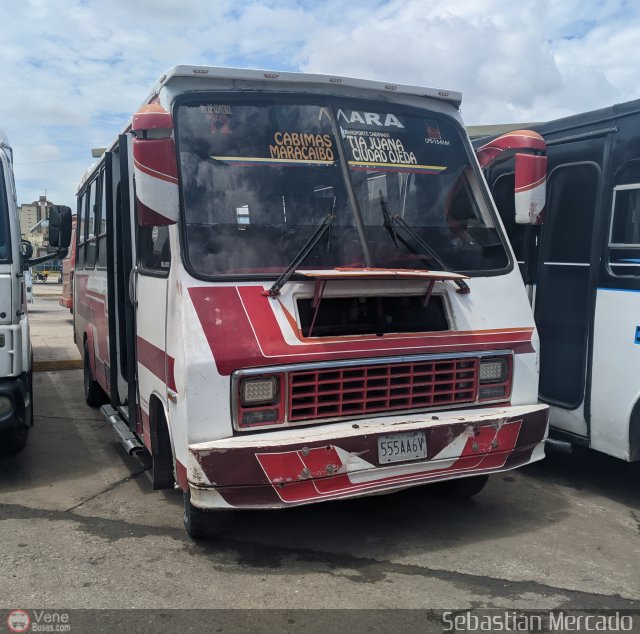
73,66,549,537
474,98,640,461
0,129,71,455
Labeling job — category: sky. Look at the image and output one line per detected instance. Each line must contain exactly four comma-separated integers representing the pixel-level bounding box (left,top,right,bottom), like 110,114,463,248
1,0,639,207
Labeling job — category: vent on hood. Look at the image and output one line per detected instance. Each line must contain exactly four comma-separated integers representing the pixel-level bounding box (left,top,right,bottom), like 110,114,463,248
297,295,448,337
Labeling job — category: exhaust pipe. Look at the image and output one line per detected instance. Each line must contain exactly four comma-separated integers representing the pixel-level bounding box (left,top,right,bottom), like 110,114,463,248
546,437,573,454
102,406,145,455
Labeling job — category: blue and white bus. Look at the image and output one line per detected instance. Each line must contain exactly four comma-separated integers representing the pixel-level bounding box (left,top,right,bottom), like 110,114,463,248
475,99,640,461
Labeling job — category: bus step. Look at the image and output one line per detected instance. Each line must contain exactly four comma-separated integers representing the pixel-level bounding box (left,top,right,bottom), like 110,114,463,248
101,405,144,455
545,437,573,454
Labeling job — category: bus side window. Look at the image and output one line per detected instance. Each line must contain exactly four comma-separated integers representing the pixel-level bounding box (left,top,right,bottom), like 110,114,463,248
138,225,170,275
97,169,108,269
609,185,640,276
85,178,98,269
77,190,87,269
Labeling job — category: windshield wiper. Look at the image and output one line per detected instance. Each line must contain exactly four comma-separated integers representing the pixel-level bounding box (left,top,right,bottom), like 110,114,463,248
265,197,337,297
379,190,470,294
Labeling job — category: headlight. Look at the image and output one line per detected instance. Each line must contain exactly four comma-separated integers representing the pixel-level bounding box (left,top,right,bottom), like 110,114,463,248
479,358,507,383
478,357,511,402
236,374,285,430
0,396,13,416
240,377,278,406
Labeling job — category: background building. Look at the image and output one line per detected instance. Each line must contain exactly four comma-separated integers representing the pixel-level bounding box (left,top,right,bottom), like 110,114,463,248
19,195,52,257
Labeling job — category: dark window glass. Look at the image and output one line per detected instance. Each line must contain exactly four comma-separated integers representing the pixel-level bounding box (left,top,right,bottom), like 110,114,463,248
544,164,599,263
97,170,108,269
535,162,599,407
611,188,640,244
176,99,508,277
85,179,98,269
77,191,87,268
608,186,640,276
0,164,10,263
139,225,170,273
99,170,107,234
339,107,509,273
178,101,363,276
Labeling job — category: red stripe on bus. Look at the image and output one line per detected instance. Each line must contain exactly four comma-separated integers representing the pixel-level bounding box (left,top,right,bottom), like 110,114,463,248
136,336,176,391
188,285,535,376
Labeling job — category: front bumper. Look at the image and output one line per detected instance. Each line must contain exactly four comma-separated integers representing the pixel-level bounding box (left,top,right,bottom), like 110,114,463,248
188,404,549,510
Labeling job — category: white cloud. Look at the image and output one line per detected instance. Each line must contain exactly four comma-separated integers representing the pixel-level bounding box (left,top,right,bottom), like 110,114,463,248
0,0,638,205
301,0,640,123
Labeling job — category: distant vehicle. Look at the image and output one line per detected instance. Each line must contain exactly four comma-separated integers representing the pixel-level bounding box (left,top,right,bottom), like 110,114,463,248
59,217,76,312
31,261,61,282
0,129,71,455
73,66,549,538
475,99,640,461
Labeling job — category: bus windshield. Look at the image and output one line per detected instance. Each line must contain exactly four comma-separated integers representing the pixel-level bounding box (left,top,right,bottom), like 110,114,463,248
0,163,10,263
176,98,509,277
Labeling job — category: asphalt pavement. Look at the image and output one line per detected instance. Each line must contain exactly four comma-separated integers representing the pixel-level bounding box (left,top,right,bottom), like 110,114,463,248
0,287,639,615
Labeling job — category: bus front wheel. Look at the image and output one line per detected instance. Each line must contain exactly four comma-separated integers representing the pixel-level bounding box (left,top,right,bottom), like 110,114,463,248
183,490,231,539
83,342,107,408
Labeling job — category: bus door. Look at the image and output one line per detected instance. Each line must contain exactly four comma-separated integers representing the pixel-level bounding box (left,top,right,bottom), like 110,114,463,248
105,137,138,429
124,132,172,439
533,140,603,432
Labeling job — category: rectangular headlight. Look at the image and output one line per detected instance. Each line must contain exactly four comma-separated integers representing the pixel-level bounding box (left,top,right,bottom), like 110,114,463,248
240,377,278,406
479,359,507,383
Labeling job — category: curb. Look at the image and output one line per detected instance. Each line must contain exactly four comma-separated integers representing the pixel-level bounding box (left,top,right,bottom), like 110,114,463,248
33,359,83,372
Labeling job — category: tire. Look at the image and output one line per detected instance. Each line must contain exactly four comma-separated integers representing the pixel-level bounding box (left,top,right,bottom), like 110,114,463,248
151,408,175,490
0,426,29,456
437,475,489,499
183,490,231,540
83,342,107,408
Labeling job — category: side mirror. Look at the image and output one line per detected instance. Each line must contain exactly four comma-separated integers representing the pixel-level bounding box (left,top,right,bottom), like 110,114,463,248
49,205,72,248
514,153,547,225
132,104,178,227
21,240,33,259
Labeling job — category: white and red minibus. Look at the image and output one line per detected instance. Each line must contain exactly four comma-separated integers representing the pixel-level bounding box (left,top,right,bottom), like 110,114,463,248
73,66,549,537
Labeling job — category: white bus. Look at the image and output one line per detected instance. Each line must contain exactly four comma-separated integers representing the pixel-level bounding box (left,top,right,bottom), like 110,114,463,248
0,129,70,454
73,66,549,537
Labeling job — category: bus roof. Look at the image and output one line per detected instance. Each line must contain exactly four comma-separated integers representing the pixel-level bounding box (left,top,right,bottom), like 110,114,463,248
472,98,640,148
153,65,463,109
534,98,640,139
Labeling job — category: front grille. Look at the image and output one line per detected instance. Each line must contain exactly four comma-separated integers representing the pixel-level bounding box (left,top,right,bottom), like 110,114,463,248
288,358,479,422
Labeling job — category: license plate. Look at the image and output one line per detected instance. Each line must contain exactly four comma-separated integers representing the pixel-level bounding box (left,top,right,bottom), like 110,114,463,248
378,431,427,464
